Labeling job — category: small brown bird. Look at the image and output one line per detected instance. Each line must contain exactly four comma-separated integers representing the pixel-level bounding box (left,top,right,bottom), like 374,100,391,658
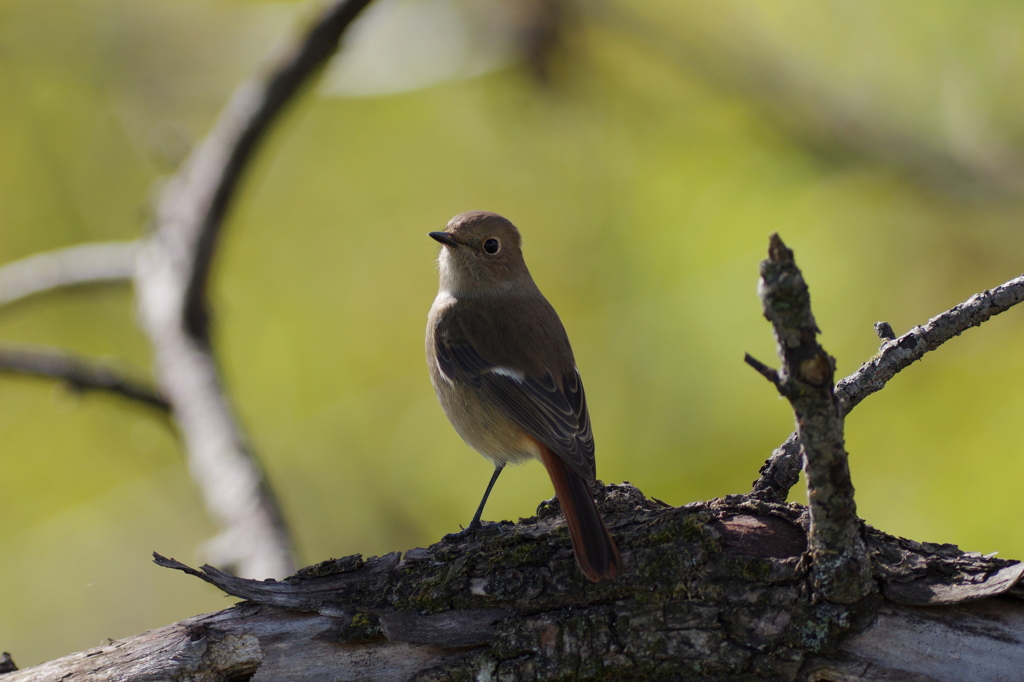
426,211,622,582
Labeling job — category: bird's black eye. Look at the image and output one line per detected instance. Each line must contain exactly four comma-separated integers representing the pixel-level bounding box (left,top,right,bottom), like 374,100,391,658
483,238,500,254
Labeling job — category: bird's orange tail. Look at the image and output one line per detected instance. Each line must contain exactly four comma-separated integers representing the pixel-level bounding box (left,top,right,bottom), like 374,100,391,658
538,445,622,582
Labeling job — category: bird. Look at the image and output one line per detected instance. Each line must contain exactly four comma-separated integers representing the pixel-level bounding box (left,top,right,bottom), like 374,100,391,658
426,210,622,582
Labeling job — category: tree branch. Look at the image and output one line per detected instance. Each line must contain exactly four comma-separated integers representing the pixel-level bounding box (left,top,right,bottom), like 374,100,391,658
746,234,873,604
135,0,375,579
836,273,1024,410
0,242,137,308
743,352,782,390
157,0,375,336
751,271,1024,503
0,345,169,412
750,434,803,504
6,485,1023,680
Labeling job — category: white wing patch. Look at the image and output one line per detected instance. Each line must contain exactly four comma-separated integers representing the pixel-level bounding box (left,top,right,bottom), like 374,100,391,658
487,366,526,382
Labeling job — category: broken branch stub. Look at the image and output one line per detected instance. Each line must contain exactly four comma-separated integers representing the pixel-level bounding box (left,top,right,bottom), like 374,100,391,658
747,233,874,604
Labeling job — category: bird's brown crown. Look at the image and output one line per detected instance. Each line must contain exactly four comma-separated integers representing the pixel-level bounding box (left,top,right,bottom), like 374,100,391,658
433,211,534,295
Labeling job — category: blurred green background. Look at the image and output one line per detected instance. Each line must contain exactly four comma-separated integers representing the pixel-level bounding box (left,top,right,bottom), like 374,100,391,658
3,0,1024,667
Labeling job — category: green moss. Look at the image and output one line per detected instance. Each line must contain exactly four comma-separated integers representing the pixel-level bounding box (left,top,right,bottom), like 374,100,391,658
637,549,680,582
497,537,547,565
293,554,364,579
680,514,720,555
337,611,381,642
795,605,851,653
739,557,773,581
396,554,473,612
645,526,678,546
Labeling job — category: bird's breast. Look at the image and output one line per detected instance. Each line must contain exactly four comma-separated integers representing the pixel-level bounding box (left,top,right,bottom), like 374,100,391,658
429,363,539,467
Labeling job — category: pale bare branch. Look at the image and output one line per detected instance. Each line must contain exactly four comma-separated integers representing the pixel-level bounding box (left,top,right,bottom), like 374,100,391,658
0,241,137,308
135,0,375,579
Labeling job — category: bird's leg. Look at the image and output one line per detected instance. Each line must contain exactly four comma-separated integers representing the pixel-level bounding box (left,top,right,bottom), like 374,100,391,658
466,465,504,531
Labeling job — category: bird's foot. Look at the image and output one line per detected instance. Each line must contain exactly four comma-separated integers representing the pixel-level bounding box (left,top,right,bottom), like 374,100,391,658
444,519,502,540
536,495,562,518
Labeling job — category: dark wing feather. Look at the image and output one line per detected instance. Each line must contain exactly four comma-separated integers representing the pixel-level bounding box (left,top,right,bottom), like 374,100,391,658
434,326,595,482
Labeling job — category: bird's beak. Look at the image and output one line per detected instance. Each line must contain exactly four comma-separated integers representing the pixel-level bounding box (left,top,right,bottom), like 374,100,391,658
429,231,460,247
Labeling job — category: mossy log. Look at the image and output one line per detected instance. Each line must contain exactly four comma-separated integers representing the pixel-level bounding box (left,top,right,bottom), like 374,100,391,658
5,484,1024,681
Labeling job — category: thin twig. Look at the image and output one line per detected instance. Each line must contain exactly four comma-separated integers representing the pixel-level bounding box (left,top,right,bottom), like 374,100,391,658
136,0,375,579
751,271,1024,502
743,352,782,390
0,241,137,308
750,434,802,503
836,274,1024,410
0,345,169,412
748,234,873,604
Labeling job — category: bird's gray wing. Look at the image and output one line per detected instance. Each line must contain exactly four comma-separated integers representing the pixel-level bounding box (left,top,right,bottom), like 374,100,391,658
434,327,595,482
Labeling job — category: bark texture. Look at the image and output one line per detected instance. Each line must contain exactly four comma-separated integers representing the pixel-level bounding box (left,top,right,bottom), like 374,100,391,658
5,484,1023,681
746,235,873,605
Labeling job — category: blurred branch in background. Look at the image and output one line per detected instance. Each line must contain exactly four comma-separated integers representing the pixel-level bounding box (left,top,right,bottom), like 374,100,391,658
510,0,574,85
0,345,169,413
0,242,137,308
602,4,1024,200
134,0,374,579
0,0,376,580
316,0,572,96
